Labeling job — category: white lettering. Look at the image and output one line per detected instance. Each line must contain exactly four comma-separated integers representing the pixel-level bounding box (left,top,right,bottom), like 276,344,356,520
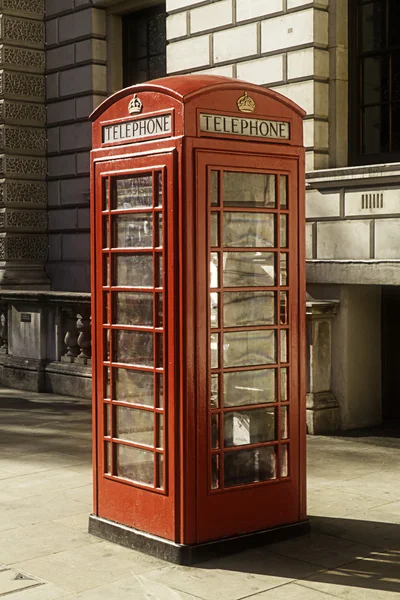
199,113,290,140
102,113,173,144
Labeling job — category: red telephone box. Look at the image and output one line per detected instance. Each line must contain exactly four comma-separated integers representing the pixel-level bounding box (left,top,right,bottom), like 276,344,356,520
89,75,308,563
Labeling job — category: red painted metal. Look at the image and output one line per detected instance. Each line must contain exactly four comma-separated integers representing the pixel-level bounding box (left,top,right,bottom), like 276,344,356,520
90,75,306,545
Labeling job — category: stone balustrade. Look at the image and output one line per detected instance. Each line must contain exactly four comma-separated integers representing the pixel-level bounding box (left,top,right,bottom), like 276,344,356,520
0,290,91,398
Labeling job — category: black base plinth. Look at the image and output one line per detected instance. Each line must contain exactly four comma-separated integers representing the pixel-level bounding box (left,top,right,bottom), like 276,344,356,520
88,514,310,565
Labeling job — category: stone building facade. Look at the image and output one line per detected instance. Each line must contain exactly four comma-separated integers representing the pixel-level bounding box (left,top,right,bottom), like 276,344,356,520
0,0,398,431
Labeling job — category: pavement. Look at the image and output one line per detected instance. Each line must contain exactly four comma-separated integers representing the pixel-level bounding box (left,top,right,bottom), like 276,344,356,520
0,387,399,599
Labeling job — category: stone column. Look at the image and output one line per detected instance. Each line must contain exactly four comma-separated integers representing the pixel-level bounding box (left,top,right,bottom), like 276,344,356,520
0,0,48,289
306,297,341,434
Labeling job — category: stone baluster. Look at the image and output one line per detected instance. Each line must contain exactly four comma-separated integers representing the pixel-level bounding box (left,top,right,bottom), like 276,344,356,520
62,308,79,361
0,306,8,354
76,310,92,364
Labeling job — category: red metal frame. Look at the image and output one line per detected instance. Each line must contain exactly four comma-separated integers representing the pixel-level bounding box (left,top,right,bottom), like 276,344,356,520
90,75,306,546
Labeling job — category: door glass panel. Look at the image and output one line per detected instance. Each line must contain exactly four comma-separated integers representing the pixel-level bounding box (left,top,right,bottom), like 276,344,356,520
211,213,218,246
224,408,276,447
224,291,275,327
156,254,163,287
113,330,153,365
211,333,219,368
113,214,153,248
223,252,275,287
280,329,288,363
280,292,288,324
280,214,287,247
103,178,109,210
116,444,154,485
281,445,288,477
211,454,220,489
280,175,288,208
224,330,276,367
280,253,287,286
104,442,111,474
155,214,163,247
280,406,288,439
103,217,110,248
211,374,219,408
280,368,288,401
114,368,154,406
114,175,152,209
210,253,219,288
224,446,277,487
115,406,154,446
223,213,275,247
210,170,219,206
113,254,153,287
157,414,164,449
157,454,164,488
224,369,276,407
211,414,219,449
223,172,276,208
104,403,111,436
210,292,219,328
113,292,153,326
104,255,110,286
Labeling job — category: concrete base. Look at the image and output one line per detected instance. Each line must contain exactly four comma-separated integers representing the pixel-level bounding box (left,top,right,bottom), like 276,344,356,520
306,391,341,434
88,515,311,566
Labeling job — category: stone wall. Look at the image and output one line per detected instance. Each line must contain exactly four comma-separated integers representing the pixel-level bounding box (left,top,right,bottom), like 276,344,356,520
45,0,108,291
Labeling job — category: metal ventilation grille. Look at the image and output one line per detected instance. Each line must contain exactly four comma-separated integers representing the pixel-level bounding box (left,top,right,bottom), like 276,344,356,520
361,193,384,209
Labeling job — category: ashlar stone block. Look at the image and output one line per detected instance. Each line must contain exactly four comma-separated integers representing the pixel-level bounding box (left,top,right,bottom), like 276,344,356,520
375,218,400,259
306,189,340,219
0,154,46,179
166,12,187,40
316,220,371,260
0,0,44,18
261,9,328,54
0,45,45,73
0,15,45,49
237,55,284,86
236,0,283,21
58,8,106,43
0,124,46,155
190,0,232,34
0,100,46,126
167,35,210,73
0,70,45,101
0,180,47,207
214,23,257,64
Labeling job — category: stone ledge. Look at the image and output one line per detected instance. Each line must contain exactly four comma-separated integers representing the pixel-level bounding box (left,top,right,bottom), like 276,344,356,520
307,259,400,285
307,162,400,190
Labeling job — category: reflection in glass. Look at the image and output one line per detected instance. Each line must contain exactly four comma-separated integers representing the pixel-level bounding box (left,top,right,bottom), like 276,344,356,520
156,373,164,408
280,253,287,286
210,170,219,206
211,374,219,408
156,334,163,368
104,367,110,399
280,406,288,439
280,214,287,247
223,252,275,287
104,255,110,286
113,330,153,366
114,368,154,406
211,333,219,368
115,406,154,446
103,292,109,324
224,408,276,447
224,291,275,327
210,293,218,328
155,214,163,247
280,175,288,208
223,212,275,247
113,254,153,287
156,294,163,327
223,172,275,207
210,253,219,288
280,329,288,363
280,292,288,324
224,369,275,407
103,217,110,248
104,404,110,436
157,414,164,449
103,178,109,210
113,214,153,248
114,292,153,326
210,213,218,246
156,254,163,287
224,445,277,487
115,175,152,209
211,414,219,449
157,453,164,489
224,330,276,367
104,329,110,361
104,442,111,474
280,368,288,401
281,445,288,478
156,172,162,207
211,454,219,489
116,444,154,485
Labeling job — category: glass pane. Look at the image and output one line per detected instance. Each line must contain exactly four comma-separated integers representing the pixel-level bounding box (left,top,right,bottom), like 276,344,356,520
113,330,153,366
116,444,154,485
157,413,164,449
280,406,288,439
210,170,219,206
113,292,153,326
104,329,110,361
114,368,154,406
156,334,163,368
280,175,288,208
156,172,162,207
115,406,154,446
104,442,111,474
211,414,219,449
280,292,288,324
223,252,275,287
104,255,110,286
103,217,109,248
157,453,164,489
280,329,288,363
113,214,153,248
223,213,275,248
224,446,277,487
211,213,218,246
156,294,163,327
210,252,219,288
156,254,163,287
104,404,111,436
224,291,275,327
223,172,276,208
363,56,389,105
103,178,109,210
156,373,164,408
361,2,384,53
210,292,219,328
281,444,288,478
224,330,276,367
211,454,219,490
211,333,219,368
104,367,110,399
114,175,152,209
363,105,389,154
155,214,163,247
224,369,276,407
389,0,400,46
103,292,109,324
393,54,400,103
280,253,287,286
224,408,276,447
113,254,153,287
280,215,287,248
211,374,219,408
280,368,288,401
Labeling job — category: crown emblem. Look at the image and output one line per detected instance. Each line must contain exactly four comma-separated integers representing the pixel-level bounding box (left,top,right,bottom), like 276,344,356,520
237,91,255,113
128,94,143,115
